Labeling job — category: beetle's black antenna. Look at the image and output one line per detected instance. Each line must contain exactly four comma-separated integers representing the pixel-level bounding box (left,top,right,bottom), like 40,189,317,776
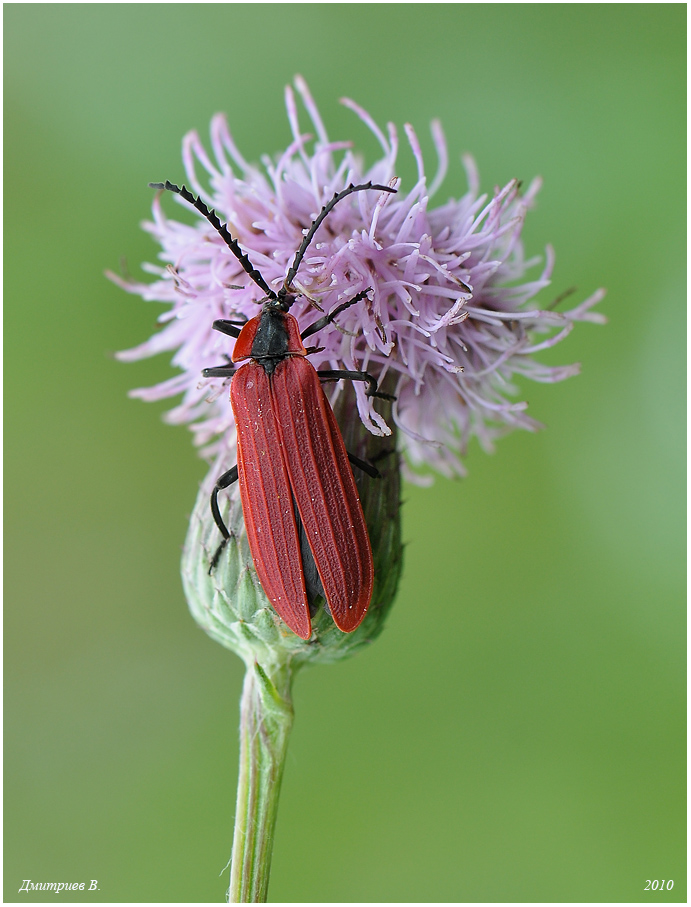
281,182,397,293
149,181,277,299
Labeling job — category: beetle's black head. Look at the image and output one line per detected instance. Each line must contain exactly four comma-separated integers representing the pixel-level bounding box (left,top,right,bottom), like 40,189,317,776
275,285,298,311
259,289,295,315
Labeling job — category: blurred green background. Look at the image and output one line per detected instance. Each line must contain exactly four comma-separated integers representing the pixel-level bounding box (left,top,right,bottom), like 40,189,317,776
5,4,685,903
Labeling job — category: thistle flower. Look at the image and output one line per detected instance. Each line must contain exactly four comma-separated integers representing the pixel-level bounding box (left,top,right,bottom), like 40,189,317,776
114,77,604,487
113,78,603,902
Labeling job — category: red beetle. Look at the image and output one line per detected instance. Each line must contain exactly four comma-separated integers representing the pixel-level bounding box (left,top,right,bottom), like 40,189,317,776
151,180,396,639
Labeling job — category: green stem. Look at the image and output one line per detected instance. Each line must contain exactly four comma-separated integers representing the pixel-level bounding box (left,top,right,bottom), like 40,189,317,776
228,659,295,903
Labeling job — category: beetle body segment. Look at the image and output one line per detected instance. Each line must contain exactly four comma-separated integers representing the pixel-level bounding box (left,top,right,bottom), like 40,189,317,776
229,318,374,639
269,356,374,633
232,308,307,366
230,361,313,639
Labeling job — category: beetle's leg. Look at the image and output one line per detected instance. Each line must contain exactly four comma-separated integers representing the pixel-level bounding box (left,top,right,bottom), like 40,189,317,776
347,451,381,479
202,365,236,378
317,368,396,401
212,319,244,338
301,289,371,341
208,465,239,573
211,465,239,536
203,351,236,378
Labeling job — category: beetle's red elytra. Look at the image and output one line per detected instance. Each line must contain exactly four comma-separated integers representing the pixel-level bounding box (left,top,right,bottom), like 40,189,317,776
231,333,373,638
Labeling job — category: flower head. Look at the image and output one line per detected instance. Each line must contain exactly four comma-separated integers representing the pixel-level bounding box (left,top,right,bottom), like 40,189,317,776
113,76,605,483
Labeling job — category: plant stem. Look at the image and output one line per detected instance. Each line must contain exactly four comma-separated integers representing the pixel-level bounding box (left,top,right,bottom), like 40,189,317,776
228,659,295,903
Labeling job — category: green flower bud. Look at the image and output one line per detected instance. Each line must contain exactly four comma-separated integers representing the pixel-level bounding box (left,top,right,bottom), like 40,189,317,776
181,386,402,667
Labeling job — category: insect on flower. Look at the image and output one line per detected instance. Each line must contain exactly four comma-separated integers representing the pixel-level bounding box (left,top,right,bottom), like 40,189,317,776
149,180,397,640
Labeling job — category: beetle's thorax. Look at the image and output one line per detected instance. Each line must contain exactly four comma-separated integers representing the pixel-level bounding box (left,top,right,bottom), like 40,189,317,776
232,303,307,373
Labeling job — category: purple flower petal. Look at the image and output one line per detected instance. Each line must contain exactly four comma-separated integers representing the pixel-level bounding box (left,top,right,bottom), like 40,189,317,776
114,79,604,478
